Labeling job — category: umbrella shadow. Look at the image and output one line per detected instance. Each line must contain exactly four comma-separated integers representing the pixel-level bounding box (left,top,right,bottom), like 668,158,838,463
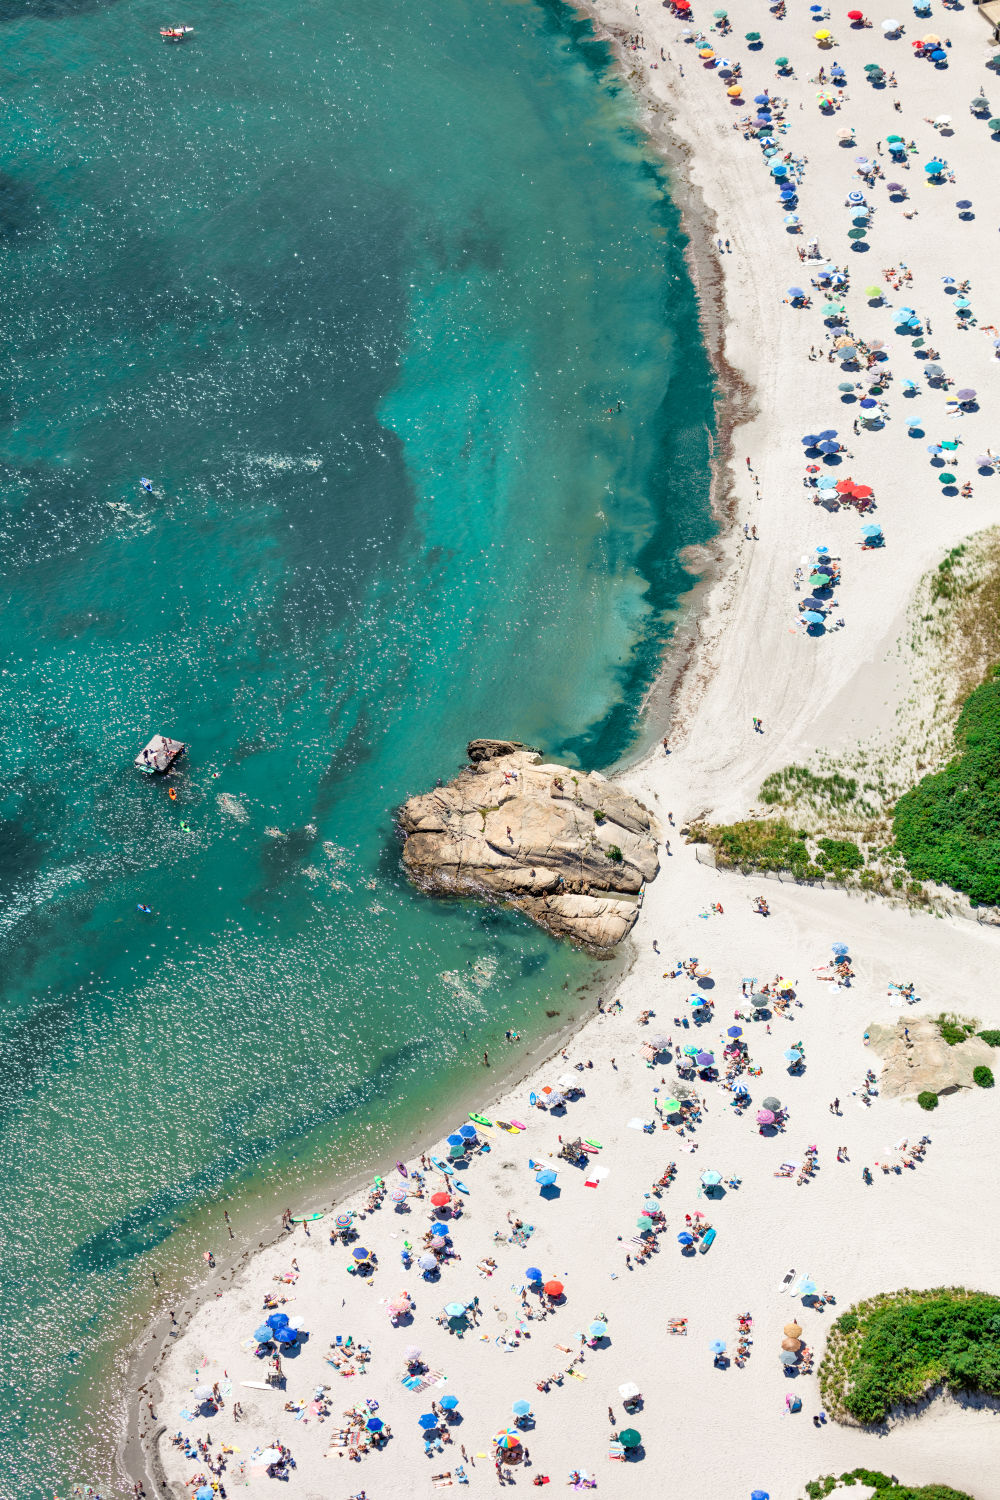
941,485,959,496
696,976,715,989
702,1183,728,1200
539,1183,561,1201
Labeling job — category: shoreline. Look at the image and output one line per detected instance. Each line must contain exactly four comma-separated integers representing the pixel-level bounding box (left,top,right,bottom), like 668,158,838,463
130,0,1000,1494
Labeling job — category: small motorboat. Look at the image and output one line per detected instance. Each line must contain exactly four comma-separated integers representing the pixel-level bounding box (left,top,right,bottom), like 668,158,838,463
160,25,194,41
140,476,154,493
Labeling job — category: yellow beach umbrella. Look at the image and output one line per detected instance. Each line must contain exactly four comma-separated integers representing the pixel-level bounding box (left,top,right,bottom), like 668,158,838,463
921,32,940,42
727,84,743,95
814,28,832,38
699,47,716,56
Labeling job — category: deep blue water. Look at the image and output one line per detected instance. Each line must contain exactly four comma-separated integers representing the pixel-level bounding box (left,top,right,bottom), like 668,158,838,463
0,0,715,1490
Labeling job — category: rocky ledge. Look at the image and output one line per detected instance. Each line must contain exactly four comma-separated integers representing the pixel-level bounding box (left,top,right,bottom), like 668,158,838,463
396,740,660,949
867,1017,994,1100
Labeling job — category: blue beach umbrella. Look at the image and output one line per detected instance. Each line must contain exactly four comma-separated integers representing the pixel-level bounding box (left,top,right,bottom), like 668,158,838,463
535,1169,558,1187
353,1247,371,1261
728,1025,743,1037
254,1324,274,1343
513,1399,533,1416
924,160,944,173
785,1049,802,1062
931,47,946,59
440,1394,460,1410
783,213,799,225
445,1301,467,1318
802,434,821,447
273,1327,296,1345
859,398,878,409
701,1171,722,1186
526,1266,543,1283
267,1312,289,1330
678,1231,694,1245
800,1279,818,1295
832,941,849,954
818,440,839,454
818,429,838,440
196,1489,214,1500
771,164,788,176
801,611,825,624
367,1417,384,1432
816,475,837,489
447,1133,465,1148
752,1492,771,1499
589,1320,609,1337
787,286,805,298
459,1123,478,1139
862,524,882,536
847,189,865,203
710,1339,727,1353
419,1413,439,1430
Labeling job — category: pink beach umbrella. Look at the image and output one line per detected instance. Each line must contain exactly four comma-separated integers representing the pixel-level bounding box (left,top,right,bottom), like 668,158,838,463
757,1109,776,1125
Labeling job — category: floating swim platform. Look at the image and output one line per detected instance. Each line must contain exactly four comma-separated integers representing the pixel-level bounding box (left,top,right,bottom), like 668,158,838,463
135,734,187,774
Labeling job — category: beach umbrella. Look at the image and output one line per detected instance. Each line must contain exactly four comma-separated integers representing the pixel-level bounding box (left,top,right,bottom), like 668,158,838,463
710,1339,727,1352
526,1266,543,1283
847,7,863,16
257,1449,283,1465
752,1493,771,1500
419,1413,439,1430
404,1346,422,1366
847,228,867,240
757,1109,775,1125
713,7,727,14
535,1169,558,1187
881,16,899,27
859,398,878,410
752,994,769,1009
619,1429,642,1449
851,210,869,223
784,1321,803,1337
801,612,825,624
285,1315,307,1332
727,84,743,95
862,523,882,537
353,1245,373,1262
446,1133,465,1148
389,1295,412,1315
390,1187,408,1202
678,1231,695,1245
938,473,957,484
782,1336,802,1351
193,1383,214,1401
754,92,770,103
822,302,843,316
762,1096,781,1111
196,1488,214,1500
511,1399,534,1419
808,576,830,589
459,1124,478,1139
746,31,762,40
814,29,832,40
440,1393,460,1411
589,1320,609,1338
924,160,944,174
254,1323,274,1343
663,1097,683,1114
775,56,789,67
787,286,805,298
800,1279,818,1295
931,48,946,60
266,1312,290,1329
366,1417,385,1433
273,1326,296,1345
779,1349,799,1364
727,1025,743,1037
418,1252,438,1270
924,363,943,378
956,388,976,401
865,286,883,299
696,1051,715,1066
636,1218,655,1232
495,1430,521,1449
816,474,837,487
802,434,822,447
990,119,1000,131
771,164,788,176
544,1279,564,1297
430,1191,451,1207
444,1301,467,1318
784,214,800,225
847,190,865,204
701,1170,723,1186
802,597,827,610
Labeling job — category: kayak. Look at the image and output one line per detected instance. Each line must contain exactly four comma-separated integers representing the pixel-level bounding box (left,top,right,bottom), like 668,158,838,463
453,1180,470,1194
291,1211,325,1223
430,1156,455,1175
469,1113,492,1127
584,1139,603,1150
396,1161,408,1178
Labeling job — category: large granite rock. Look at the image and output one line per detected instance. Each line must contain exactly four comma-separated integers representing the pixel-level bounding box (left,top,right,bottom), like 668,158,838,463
397,740,660,948
867,1017,994,1100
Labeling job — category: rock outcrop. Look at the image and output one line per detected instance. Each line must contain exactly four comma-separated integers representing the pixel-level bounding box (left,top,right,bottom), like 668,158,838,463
867,1018,994,1100
397,740,660,949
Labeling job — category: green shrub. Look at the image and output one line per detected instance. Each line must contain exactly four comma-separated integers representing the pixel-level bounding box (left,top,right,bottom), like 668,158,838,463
894,671,1000,904
605,844,623,863
819,1287,1000,1426
936,1012,976,1046
593,809,606,824
978,1029,1000,1047
973,1065,994,1088
835,1311,859,1334
917,1091,939,1111
816,836,864,871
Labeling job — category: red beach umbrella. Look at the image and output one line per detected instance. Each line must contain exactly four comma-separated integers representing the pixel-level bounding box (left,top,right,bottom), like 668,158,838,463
544,1279,565,1297
430,1191,451,1207
852,484,873,498
835,479,856,493
847,8,863,17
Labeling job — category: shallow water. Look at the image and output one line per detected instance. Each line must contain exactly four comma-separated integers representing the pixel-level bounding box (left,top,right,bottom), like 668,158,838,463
0,0,714,1490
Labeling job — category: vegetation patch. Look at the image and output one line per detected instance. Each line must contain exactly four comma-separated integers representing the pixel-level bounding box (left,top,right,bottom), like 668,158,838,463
802,1472,972,1500
935,1012,977,1047
819,1287,1000,1425
973,1065,994,1089
690,819,864,884
917,1091,939,1112
977,1029,1000,1048
605,844,623,863
894,672,1000,906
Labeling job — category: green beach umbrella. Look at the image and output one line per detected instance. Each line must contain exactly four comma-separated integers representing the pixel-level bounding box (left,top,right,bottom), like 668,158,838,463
746,31,761,40
619,1429,642,1449
989,119,1000,132
822,303,844,315
662,1097,682,1114
809,574,830,588
838,381,856,391
863,62,882,71
865,285,884,298
886,134,904,144
775,55,790,66
847,227,867,240
938,472,956,484
713,8,727,15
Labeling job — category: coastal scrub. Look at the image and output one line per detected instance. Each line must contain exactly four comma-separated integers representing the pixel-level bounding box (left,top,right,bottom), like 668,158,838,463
818,1287,1000,1424
802,1473,972,1500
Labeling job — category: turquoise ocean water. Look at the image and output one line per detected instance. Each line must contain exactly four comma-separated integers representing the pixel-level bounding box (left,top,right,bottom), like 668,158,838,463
0,0,714,1490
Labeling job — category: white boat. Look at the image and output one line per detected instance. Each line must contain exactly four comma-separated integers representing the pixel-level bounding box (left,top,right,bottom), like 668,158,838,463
160,25,194,41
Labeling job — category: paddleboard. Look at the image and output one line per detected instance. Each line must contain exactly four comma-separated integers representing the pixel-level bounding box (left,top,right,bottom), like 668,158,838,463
584,1139,603,1150
240,1380,278,1390
453,1180,470,1194
469,1113,492,1127
510,1118,527,1130
291,1212,325,1223
778,1267,796,1293
698,1227,717,1254
529,1092,537,1107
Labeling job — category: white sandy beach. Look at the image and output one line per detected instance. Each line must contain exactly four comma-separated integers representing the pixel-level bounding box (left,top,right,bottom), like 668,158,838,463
138,2,1000,1498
